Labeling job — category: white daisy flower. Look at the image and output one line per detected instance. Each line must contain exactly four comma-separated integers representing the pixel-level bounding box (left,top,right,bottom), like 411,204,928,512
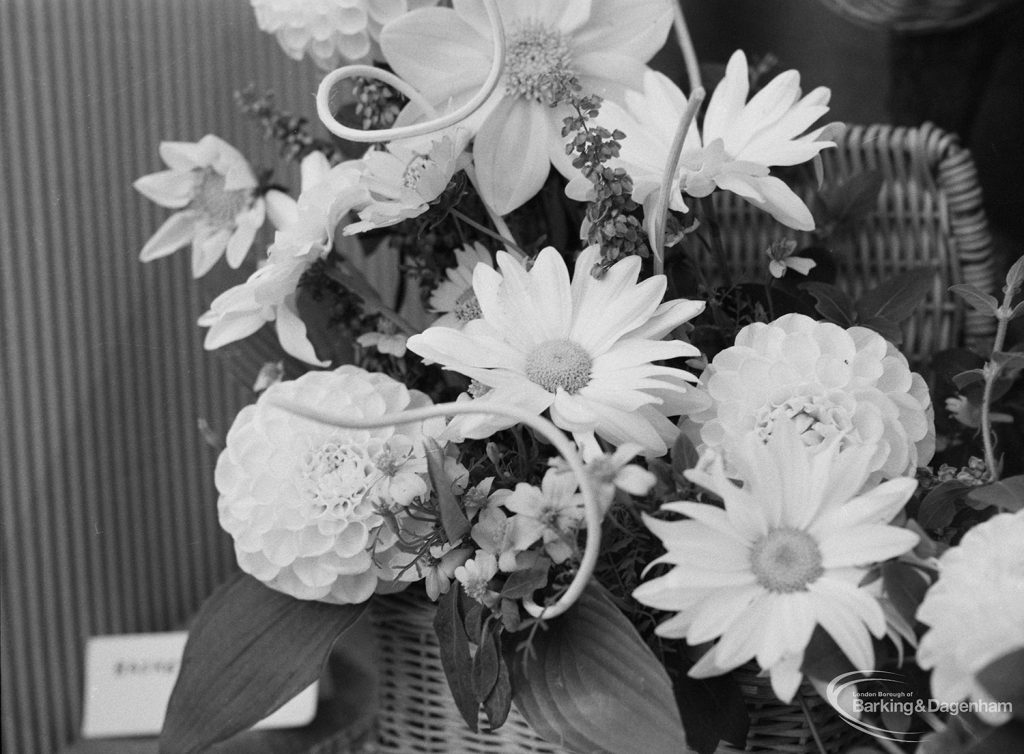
344,130,470,235
198,152,370,365
428,242,494,329
454,550,500,606
567,52,838,233
506,467,585,565
633,424,920,702
381,0,674,214
134,134,266,277
406,245,706,455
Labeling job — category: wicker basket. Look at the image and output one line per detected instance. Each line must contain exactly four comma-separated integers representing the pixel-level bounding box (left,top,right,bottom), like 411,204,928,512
370,591,864,754
370,591,570,754
711,122,997,364
814,0,1015,32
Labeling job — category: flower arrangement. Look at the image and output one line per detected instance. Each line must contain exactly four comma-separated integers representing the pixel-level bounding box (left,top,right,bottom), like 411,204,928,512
137,1,1024,753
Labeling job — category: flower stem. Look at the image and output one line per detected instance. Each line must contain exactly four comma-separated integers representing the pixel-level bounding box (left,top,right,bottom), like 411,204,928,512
451,207,528,259
980,290,1012,481
672,2,702,90
699,195,733,289
651,87,705,274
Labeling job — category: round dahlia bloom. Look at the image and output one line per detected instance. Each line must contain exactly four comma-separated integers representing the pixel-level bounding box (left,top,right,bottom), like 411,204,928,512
251,0,438,69
634,424,919,702
215,365,441,604
687,313,934,484
916,510,1024,715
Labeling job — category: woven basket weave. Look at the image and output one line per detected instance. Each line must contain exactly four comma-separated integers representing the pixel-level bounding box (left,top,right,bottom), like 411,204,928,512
370,591,865,754
710,122,997,364
815,0,1014,32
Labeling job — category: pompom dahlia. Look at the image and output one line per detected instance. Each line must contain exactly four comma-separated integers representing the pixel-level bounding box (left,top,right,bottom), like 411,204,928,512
428,242,494,329
134,135,266,277
916,510,1024,714
251,0,438,69
215,365,440,604
381,0,674,214
634,425,919,702
407,245,705,456
687,313,934,484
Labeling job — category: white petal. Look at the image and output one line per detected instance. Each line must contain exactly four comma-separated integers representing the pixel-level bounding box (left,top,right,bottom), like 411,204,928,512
225,202,264,268
276,294,330,366
265,189,299,230
703,50,750,143
571,0,673,59
134,169,195,208
139,211,199,262
473,98,552,215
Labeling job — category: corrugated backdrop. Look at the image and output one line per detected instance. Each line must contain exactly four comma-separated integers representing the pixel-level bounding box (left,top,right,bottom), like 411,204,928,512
0,2,323,752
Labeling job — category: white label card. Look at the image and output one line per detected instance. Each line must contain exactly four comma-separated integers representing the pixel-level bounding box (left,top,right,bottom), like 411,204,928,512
81,631,318,739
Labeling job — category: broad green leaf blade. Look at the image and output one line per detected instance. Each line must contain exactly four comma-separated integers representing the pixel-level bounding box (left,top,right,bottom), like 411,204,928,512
510,582,686,754
160,573,366,754
800,282,856,327
976,648,1024,720
966,476,1024,513
950,284,999,317
855,268,936,330
434,585,479,731
425,438,470,543
916,481,970,530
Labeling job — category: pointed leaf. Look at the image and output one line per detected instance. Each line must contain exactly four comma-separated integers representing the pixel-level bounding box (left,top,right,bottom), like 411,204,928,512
966,476,1024,513
671,668,749,754
814,170,884,232
510,582,686,754
472,623,501,702
500,554,551,600
483,652,512,731
1005,255,1024,297
993,350,1024,380
425,438,470,543
434,585,479,731
801,282,856,326
855,267,936,327
881,561,931,631
916,481,970,529
160,573,366,754
953,368,986,391
950,284,999,317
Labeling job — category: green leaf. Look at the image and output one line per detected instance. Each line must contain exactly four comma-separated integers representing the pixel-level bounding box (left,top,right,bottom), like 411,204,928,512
510,582,687,754
917,481,970,529
993,350,1024,380
472,622,501,703
814,170,884,233
966,476,1024,513
671,431,701,481
950,284,1000,317
881,561,931,631
425,438,470,543
670,669,749,754
434,585,479,732
800,282,857,326
1005,254,1024,297
953,368,986,391
1010,300,1024,321
500,554,551,600
160,573,366,754
855,267,936,329
801,626,856,683
324,255,389,317
483,651,512,731
976,648,1024,718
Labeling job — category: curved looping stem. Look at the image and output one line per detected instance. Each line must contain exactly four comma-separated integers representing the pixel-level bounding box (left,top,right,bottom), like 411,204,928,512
316,0,505,144
266,398,601,621
673,2,702,91
650,87,705,274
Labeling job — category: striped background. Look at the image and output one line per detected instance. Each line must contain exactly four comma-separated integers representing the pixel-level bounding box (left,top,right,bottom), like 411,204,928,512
0,2,323,752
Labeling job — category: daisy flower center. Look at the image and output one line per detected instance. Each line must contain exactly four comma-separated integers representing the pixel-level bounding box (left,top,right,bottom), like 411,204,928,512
504,21,574,104
755,395,853,447
454,288,482,322
189,168,251,227
749,528,824,593
302,440,376,520
525,339,592,394
402,155,432,189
